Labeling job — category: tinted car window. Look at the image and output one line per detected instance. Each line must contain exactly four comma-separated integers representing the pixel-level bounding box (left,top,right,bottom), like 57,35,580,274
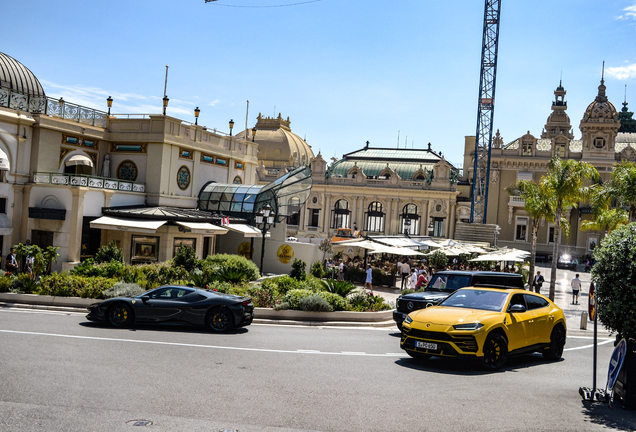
524,294,549,310
441,289,509,311
148,288,194,299
428,275,471,291
508,293,527,310
180,292,207,303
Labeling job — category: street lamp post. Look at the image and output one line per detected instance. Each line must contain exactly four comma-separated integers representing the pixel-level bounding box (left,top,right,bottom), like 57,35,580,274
252,127,257,142
229,119,234,136
194,107,200,125
163,95,169,115
255,203,276,274
107,96,113,116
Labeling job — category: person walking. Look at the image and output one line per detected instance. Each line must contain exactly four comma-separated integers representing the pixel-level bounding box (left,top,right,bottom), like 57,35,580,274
364,264,373,294
410,268,418,290
571,273,582,304
400,261,411,291
5,247,18,275
337,259,345,281
532,271,544,294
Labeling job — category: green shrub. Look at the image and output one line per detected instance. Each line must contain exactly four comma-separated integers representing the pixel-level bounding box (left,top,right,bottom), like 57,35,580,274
592,223,636,338
303,274,324,291
248,283,277,308
273,275,302,296
371,268,385,286
206,279,234,294
320,279,356,297
94,241,124,264
71,260,125,279
310,261,325,278
283,289,315,309
172,244,199,272
346,291,392,312
300,295,332,312
401,288,416,295
426,250,448,270
102,282,146,299
0,276,11,293
290,258,307,281
316,291,347,311
38,273,118,299
205,254,260,282
273,301,290,311
345,266,365,283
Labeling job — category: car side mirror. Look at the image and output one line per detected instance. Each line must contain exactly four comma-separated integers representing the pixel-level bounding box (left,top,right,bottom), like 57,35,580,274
509,304,526,313
141,296,150,303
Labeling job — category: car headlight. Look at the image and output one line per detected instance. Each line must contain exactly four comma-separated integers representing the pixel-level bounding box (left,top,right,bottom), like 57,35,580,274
404,315,413,324
452,322,484,330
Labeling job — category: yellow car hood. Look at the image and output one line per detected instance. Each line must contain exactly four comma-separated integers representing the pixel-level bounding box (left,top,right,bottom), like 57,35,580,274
411,306,500,326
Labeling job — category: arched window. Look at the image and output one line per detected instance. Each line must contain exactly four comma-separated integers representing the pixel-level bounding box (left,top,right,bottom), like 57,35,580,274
331,199,350,229
399,203,419,235
522,140,533,156
555,139,566,158
365,201,384,232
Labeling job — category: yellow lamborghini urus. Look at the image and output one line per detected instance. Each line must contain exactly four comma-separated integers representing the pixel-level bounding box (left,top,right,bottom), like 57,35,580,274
400,287,566,370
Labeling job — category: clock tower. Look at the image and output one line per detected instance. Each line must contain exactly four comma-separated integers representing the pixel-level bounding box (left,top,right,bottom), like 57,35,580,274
580,76,621,161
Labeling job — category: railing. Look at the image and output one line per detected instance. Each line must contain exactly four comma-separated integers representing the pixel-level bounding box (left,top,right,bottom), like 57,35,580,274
0,87,107,128
509,196,525,205
33,172,145,193
111,114,233,136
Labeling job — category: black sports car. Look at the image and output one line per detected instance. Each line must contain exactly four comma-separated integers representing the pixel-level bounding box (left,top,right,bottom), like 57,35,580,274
86,286,254,332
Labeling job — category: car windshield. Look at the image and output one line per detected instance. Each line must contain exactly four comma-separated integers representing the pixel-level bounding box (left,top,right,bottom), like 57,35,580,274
426,274,471,292
440,289,509,312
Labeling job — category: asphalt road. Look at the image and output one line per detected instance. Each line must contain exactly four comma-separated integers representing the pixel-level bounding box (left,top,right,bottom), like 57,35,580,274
0,307,634,432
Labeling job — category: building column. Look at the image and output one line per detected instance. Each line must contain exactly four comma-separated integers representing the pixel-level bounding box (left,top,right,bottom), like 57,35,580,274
351,196,358,230
426,200,433,236
384,199,392,235
359,197,365,231
449,202,457,239
299,206,306,231
68,188,88,263
12,184,30,247
393,199,400,235
322,194,331,235
420,200,427,236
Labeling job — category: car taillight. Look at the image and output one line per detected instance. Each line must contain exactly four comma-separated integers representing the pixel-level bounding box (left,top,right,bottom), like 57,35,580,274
242,300,251,306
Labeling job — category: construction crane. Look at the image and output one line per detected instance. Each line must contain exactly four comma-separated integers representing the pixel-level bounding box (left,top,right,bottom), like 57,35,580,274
470,0,502,224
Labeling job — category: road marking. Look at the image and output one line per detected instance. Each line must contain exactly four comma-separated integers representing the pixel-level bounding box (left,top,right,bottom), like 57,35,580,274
341,351,366,355
0,329,400,357
564,339,614,351
0,308,84,316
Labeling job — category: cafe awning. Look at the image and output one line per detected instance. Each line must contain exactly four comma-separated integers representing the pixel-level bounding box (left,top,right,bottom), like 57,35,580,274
225,223,270,238
90,216,167,234
65,154,93,167
175,221,228,235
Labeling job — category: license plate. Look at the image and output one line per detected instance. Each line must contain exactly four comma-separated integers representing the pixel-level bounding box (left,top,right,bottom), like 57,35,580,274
415,341,437,350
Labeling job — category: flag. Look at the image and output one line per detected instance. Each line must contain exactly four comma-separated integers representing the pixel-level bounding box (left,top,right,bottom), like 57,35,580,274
221,217,230,226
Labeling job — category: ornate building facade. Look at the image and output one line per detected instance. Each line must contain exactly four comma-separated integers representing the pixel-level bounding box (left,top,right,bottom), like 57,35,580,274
459,78,636,259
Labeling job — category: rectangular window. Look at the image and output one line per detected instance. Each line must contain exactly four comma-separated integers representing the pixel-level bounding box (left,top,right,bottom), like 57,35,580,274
309,209,320,227
522,142,532,156
556,143,566,158
0,198,6,214
515,217,528,241
332,211,351,229
548,225,555,244
517,171,533,181
433,217,445,237
132,236,159,262
173,238,196,258
366,214,384,232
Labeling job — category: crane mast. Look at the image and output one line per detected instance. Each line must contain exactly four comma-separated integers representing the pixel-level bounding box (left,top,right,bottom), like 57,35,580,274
470,0,501,224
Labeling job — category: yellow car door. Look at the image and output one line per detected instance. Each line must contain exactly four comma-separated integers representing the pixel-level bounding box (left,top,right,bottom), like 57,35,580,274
504,293,536,350
524,294,553,344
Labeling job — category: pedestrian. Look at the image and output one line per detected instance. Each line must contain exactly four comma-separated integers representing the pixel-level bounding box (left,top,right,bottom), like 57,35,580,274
364,264,373,294
415,271,427,289
21,239,31,272
571,273,581,304
338,259,345,281
5,247,18,275
400,260,411,290
410,268,418,290
532,271,544,294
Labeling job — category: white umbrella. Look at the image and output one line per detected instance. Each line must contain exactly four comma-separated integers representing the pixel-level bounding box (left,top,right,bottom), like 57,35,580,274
369,246,425,256
331,239,385,251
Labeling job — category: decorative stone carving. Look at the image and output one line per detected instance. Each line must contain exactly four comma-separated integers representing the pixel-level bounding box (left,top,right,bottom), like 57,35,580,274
430,199,447,216
490,170,499,183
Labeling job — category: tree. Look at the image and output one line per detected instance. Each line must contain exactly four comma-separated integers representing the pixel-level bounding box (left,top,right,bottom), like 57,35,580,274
581,207,628,235
13,244,59,278
505,180,555,291
318,238,333,263
594,160,636,223
541,157,599,300
94,241,124,263
592,223,636,339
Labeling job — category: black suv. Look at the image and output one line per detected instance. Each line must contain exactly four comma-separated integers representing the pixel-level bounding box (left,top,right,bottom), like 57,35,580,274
393,270,524,329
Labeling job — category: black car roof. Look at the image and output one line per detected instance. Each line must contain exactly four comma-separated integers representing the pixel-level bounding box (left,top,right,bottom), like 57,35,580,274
433,270,522,278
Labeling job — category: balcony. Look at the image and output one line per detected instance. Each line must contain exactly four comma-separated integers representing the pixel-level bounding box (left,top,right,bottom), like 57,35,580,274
33,172,145,193
508,196,526,207
0,88,107,128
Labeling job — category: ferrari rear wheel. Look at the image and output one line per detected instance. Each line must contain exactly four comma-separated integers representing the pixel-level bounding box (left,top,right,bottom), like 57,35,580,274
543,325,566,361
208,307,234,332
482,333,508,370
107,303,133,328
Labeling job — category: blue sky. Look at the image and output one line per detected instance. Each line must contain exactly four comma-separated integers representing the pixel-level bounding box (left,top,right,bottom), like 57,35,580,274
4,0,636,168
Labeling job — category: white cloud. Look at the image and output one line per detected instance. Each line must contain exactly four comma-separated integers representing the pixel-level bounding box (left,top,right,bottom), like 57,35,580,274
606,62,636,80
208,99,220,107
617,2,636,20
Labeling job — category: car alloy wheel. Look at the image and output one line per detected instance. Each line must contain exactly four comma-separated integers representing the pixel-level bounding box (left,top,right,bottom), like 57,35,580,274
108,303,133,328
482,333,508,370
543,326,566,361
208,307,233,332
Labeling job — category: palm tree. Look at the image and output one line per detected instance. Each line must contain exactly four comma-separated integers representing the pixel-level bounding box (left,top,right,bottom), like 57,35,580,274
595,161,636,223
505,180,555,291
581,207,628,235
541,157,599,300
